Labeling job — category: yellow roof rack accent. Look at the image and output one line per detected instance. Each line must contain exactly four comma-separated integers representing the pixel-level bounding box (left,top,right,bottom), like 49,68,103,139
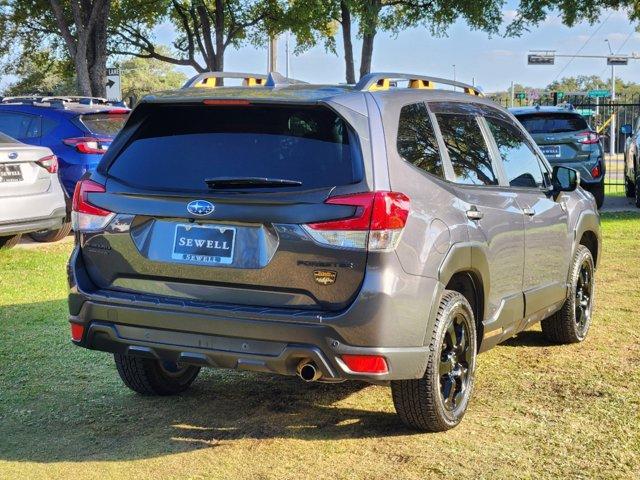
182,71,306,89
355,72,483,97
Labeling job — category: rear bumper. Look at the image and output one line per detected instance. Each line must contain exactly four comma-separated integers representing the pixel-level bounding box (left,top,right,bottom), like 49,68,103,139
0,207,66,236
68,248,438,382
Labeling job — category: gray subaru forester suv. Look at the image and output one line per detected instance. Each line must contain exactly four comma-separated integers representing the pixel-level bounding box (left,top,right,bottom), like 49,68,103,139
68,72,601,432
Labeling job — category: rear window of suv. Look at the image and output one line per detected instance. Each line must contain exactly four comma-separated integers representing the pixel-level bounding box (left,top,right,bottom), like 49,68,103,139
516,113,589,134
79,113,128,136
107,105,363,191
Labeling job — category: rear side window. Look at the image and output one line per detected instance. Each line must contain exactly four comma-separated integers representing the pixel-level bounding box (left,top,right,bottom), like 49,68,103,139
397,103,443,178
108,105,363,191
517,113,589,134
434,113,498,186
79,113,128,136
487,118,545,188
0,112,40,139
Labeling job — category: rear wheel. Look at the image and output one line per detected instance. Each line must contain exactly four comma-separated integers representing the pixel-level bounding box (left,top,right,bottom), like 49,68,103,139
589,182,605,209
541,245,594,344
625,175,636,198
391,290,477,432
0,234,21,250
29,221,72,243
114,354,200,395
635,175,640,209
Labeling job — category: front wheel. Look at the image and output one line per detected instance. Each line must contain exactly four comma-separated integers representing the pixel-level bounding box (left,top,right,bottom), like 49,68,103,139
114,354,200,395
391,290,477,432
0,234,21,250
29,221,72,243
541,245,595,344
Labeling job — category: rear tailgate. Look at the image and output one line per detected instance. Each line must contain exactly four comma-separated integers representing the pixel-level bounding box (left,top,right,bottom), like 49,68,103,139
80,103,370,311
0,142,52,198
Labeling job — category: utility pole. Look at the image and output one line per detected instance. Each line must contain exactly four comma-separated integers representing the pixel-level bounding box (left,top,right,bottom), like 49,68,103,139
605,39,616,155
268,36,278,73
510,81,515,108
285,33,290,78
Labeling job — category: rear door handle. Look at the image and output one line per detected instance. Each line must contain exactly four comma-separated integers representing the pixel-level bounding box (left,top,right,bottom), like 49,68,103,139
466,206,484,220
523,207,535,216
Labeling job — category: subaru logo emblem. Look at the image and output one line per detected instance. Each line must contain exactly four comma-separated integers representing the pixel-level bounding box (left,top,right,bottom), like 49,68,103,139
8,152,18,160
187,200,214,216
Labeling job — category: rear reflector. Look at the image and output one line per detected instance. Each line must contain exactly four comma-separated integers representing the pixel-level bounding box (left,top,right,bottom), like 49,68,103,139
71,179,115,232
303,191,410,251
70,323,85,342
591,164,601,178
341,354,388,374
36,154,58,174
63,137,110,154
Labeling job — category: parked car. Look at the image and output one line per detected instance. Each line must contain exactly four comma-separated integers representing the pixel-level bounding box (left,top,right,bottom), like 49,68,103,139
621,119,640,207
510,105,605,208
67,72,601,432
0,97,129,241
0,132,66,249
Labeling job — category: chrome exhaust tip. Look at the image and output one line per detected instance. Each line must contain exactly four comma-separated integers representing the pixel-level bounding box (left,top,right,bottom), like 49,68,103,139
297,360,322,382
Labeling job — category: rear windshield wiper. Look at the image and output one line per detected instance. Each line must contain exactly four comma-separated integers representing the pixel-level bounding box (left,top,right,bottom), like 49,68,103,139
204,177,302,189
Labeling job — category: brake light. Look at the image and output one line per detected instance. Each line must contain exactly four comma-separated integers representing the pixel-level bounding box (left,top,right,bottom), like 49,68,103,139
577,132,600,144
36,154,58,174
71,179,115,231
303,191,410,251
70,323,85,342
107,108,130,114
341,354,388,374
203,99,251,106
63,137,110,154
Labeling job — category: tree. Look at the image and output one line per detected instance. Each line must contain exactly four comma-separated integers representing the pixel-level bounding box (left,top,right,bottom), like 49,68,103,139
1,49,76,96
111,0,281,74
119,48,187,102
2,0,164,97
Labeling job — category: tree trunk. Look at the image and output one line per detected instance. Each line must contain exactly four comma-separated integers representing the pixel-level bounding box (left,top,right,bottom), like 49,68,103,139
75,49,92,96
214,0,224,72
358,0,381,79
340,1,355,84
88,0,111,96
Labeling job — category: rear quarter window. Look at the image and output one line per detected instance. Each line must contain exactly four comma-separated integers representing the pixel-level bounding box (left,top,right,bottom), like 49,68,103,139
78,113,128,136
517,113,589,134
107,105,364,192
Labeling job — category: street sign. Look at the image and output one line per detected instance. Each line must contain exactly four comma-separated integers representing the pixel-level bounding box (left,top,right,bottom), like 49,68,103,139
607,56,628,66
588,89,611,98
556,91,565,100
106,67,121,101
575,108,595,117
515,92,526,100
528,54,555,65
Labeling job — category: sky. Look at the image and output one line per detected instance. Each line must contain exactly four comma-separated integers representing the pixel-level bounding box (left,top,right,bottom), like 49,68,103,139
153,3,640,93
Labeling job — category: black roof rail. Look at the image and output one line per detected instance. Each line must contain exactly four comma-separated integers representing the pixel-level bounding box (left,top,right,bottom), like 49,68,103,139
355,72,484,97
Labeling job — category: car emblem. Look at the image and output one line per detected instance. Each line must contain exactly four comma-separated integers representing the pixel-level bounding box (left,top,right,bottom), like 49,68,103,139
187,200,214,216
313,270,337,286
8,152,18,160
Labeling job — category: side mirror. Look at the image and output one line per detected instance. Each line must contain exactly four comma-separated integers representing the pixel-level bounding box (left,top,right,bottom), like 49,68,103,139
621,123,633,135
552,166,580,194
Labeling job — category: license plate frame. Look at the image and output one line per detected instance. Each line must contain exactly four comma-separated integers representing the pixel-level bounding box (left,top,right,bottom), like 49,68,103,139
0,164,23,183
171,223,236,265
540,145,561,158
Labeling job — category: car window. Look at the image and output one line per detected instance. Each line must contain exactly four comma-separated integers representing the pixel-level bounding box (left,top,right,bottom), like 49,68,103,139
0,112,40,139
396,103,443,178
434,113,498,186
79,113,128,136
486,117,545,188
516,113,589,134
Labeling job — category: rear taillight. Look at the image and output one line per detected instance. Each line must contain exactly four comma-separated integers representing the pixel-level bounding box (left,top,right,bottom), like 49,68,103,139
303,191,410,251
576,132,600,144
71,179,115,232
36,154,58,174
63,137,110,154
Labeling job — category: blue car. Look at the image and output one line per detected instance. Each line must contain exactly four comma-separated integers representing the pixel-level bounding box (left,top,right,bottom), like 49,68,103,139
0,98,129,240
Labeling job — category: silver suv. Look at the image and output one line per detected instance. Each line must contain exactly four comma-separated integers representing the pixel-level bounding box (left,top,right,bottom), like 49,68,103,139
68,72,601,432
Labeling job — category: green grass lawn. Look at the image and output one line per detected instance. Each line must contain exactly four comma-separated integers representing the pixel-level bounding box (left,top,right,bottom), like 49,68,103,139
1,214,639,479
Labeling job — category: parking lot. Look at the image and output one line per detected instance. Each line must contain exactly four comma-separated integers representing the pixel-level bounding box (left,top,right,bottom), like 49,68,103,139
0,211,638,479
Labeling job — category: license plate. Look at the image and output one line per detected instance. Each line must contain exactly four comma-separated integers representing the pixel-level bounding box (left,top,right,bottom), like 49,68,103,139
540,145,561,158
172,224,235,265
0,164,23,182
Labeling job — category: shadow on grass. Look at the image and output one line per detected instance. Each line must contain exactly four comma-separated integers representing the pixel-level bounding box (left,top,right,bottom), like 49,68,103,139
501,330,555,348
0,300,414,464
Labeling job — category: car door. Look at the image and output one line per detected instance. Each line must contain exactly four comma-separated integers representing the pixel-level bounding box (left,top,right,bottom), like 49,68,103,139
483,113,572,320
429,102,526,343
0,111,42,145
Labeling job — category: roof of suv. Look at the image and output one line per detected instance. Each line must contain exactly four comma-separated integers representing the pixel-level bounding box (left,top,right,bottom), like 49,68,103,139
140,71,489,107
509,105,579,116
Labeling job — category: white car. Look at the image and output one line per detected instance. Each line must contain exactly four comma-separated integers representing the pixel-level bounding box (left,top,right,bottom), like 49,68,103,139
0,132,66,249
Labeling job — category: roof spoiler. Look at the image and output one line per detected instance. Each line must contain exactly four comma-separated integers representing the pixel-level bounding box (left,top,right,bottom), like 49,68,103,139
355,72,484,97
182,71,307,89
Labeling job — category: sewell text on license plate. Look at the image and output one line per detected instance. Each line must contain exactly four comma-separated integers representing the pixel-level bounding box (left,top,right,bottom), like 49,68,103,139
172,224,236,265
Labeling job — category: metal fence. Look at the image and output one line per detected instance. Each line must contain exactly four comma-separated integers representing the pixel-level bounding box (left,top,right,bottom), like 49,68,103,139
491,93,640,196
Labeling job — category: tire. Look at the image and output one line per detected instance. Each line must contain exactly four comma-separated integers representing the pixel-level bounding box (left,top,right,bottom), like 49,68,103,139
0,234,21,250
625,176,636,198
29,221,72,243
589,182,605,209
541,245,595,344
114,354,200,395
635,175,640,209
391,290,477,432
